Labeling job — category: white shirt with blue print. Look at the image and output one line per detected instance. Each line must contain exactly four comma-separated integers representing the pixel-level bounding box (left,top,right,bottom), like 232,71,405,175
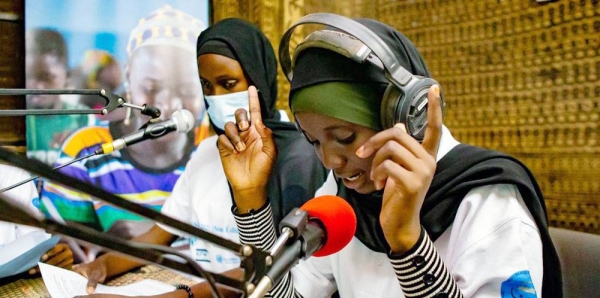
0,165,45,247
290,126,543,298
159,135,242,275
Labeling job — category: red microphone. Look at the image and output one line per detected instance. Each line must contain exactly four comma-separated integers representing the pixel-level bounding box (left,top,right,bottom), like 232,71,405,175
250,196,357,298
300,195,357,257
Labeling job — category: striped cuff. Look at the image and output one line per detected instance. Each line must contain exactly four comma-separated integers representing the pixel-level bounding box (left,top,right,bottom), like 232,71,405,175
265,271,297,298
232,203,299,298
388,228,463,298
232,202,278,252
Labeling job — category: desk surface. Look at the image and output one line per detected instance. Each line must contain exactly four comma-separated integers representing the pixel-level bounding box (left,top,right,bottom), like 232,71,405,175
0,265,198,298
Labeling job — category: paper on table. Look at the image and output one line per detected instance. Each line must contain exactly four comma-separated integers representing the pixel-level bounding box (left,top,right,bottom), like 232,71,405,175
0,231,60,278
39,263,176,298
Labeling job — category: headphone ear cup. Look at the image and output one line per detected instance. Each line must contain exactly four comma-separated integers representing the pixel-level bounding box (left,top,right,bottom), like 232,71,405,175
380,83,405,130
380,77,441,142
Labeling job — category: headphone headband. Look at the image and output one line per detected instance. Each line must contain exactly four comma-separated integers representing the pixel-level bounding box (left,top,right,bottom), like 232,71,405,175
279,13,415,87
280,13,442,142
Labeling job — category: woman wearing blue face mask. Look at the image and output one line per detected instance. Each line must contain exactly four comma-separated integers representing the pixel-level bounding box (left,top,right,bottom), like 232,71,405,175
198,28,288,132
72,18,327,296
189,17,323,229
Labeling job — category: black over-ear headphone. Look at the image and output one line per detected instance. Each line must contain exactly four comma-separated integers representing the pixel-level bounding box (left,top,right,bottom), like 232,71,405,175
280,13,443,142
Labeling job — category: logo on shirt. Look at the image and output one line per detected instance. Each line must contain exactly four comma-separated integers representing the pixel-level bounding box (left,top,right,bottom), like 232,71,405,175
195,248,210,263
216,254,240,264
501,270,537,298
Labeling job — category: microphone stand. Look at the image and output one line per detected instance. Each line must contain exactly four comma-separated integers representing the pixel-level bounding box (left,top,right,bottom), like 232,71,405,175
0,114,169,193
249,208,325,298
0,88,161,195
0,194,225,297
0,88,271,295
0,141,269,297
0,88,161,118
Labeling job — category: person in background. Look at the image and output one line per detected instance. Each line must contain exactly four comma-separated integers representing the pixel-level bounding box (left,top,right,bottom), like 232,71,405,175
40,6,209,260
25,28,95,166
214,16,562,298
71,18,327,297
0,164,73,277
69,49,125,123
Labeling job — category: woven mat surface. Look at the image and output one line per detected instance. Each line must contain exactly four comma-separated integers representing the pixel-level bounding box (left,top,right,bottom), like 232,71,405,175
0,265,198,298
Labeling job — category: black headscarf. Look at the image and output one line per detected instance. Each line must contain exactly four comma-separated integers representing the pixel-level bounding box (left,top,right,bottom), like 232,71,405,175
196,18,280,134
290,18,431,99
197,18,329,227
290,18,562,297
290,17,434,253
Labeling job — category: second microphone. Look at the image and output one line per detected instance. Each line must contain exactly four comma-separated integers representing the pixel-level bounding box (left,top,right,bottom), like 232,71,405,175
94,109,195,155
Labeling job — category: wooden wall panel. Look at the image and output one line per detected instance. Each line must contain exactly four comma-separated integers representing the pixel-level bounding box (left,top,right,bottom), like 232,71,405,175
371,0,599,234
213,0,600,234
1,0,597,233
0,0,25,154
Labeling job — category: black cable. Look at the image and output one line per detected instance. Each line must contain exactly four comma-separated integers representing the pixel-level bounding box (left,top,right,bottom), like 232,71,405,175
0,152,98,193
0,147,254,294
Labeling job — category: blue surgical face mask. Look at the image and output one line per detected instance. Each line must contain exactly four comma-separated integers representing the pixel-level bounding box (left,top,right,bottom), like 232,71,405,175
204,90,249,131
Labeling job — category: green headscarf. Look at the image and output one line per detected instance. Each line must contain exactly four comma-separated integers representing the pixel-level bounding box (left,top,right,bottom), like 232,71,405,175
291,81,383,131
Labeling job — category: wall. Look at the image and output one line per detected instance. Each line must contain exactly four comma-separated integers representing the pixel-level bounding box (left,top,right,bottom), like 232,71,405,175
373,0,600,234
1,0,598,234
0,1,25,154
212,0,600,234
403,1,598,234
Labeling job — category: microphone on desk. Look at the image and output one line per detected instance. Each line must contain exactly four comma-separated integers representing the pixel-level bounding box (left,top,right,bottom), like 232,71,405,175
249,195,357,298
95,109,195,154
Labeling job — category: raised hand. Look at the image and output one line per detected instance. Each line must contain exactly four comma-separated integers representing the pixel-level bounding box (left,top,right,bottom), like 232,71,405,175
356,85,443,253
218,86,277,213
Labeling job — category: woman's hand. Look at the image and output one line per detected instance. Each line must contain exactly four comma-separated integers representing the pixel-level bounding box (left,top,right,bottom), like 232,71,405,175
357,85,443,254
29,243,74,275
218,86,277,213
72,260,109,294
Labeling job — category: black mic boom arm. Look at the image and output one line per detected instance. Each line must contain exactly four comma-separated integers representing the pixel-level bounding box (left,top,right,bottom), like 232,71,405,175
0,88,160,118
0,146,270,295
0,195,239,297
0,88,122,116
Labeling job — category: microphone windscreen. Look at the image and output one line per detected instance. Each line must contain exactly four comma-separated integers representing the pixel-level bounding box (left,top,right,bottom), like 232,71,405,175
301,195,356,257
172,109,195,132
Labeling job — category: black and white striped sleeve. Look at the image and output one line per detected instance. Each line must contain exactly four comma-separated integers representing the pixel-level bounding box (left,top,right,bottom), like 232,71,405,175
233,203,302,298
388,228,464,298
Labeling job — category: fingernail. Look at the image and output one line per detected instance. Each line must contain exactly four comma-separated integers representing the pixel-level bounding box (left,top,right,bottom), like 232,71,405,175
395,123,407,133
41,254,48,261
432,84,440,96
357,145,373,158
87,286,95,294
238,121,249,131
236,141,246,152
356,146,365,157
29,268,36,275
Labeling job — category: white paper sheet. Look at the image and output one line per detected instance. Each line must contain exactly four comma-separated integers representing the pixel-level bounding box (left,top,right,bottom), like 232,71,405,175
39,263,175,298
